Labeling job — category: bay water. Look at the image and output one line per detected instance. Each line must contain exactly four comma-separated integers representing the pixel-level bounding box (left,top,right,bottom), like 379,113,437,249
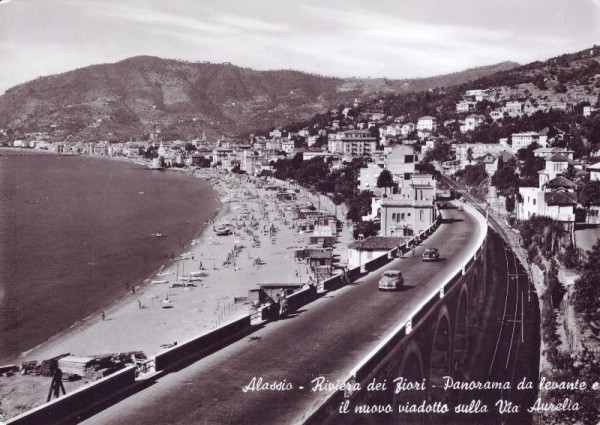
0,154,218,363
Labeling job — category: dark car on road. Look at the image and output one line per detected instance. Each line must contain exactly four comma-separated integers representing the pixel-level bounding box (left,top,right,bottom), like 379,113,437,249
422,248,440,262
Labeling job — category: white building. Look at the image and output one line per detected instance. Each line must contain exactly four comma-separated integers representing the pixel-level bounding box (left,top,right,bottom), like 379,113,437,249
384,145,417,183
379,174,437,237
454,143,507,163
588,162,600,181
584,106,597,117
504,101,524,117
511,132,547,153
417,116,437,132
533,147,574,161
465,89,495,102
456,100,476,113
490,110,504,121
517,155,577,224
327,130,377,158
460,114,484,133
347,237,407,269
401,123,416,136
302,151,338,162
358,163,384,194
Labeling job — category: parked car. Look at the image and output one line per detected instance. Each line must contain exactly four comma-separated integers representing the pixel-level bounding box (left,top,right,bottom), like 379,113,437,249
378,270,404,291
422,248,440,262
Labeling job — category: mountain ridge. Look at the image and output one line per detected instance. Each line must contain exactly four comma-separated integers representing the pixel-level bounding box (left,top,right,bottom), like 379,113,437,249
0,56,519,142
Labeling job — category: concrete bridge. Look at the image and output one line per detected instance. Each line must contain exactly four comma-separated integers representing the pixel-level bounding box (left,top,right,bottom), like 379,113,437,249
305,207,489,424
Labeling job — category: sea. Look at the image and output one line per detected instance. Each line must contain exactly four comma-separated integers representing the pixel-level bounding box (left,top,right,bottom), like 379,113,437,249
0,153,219,363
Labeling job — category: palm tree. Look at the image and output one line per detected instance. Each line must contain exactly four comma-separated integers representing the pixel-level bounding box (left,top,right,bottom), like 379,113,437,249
561,164,579,184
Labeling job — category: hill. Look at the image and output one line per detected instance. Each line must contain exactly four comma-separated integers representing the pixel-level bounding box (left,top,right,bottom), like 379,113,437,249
0,56,518,142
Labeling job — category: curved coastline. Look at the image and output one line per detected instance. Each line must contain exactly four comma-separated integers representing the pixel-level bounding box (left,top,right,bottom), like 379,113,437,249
0,154,219,364
12,167,227,364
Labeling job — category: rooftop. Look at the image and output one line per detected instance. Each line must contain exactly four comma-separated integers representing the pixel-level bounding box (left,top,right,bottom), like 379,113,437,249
549,153,569,162
348,236,408,250
544,191,577,205
546,176,578,189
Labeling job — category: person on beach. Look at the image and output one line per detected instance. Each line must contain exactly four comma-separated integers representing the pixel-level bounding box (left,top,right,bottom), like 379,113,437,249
138,300,142,309
101,311,105,321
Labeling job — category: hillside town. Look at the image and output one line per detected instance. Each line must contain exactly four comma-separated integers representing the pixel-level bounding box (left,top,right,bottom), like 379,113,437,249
3,45,600,424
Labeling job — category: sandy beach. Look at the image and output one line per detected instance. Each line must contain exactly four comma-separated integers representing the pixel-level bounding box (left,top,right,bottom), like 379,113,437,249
0,167,351,420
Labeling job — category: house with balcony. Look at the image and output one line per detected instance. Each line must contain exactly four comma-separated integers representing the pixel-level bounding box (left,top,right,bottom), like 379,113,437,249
327,130,377,158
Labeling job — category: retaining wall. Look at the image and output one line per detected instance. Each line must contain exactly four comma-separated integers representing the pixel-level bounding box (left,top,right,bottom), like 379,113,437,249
154,315,251,371
6,366,136,425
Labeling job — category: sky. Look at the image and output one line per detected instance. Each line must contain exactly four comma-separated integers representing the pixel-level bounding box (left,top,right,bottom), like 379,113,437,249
0,0,599,94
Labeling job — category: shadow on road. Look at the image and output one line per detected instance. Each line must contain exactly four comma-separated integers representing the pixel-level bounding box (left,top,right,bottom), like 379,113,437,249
440,218,464,223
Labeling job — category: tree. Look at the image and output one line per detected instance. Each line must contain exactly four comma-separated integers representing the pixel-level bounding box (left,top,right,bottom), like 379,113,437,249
573,240,600,319
505,195,515,215
533,74,547,90
353,220,380,240
346,190,374,221
424,140,453,163
456,163,487,187
579,181,600,208
144,146,158,159
376,169,395,196
492,166,518,193
561,164,579,183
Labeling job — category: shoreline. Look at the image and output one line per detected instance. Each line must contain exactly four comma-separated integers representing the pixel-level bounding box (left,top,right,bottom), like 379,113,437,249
2,158,220,365
14,168,228,364
1,162,352,421
14,166,346,363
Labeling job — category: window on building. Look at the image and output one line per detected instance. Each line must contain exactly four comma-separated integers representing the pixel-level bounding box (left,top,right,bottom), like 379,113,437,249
392,213,396,220
533,199,536,206
420,210,425,221
400,213,405,220
405,155,414,163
